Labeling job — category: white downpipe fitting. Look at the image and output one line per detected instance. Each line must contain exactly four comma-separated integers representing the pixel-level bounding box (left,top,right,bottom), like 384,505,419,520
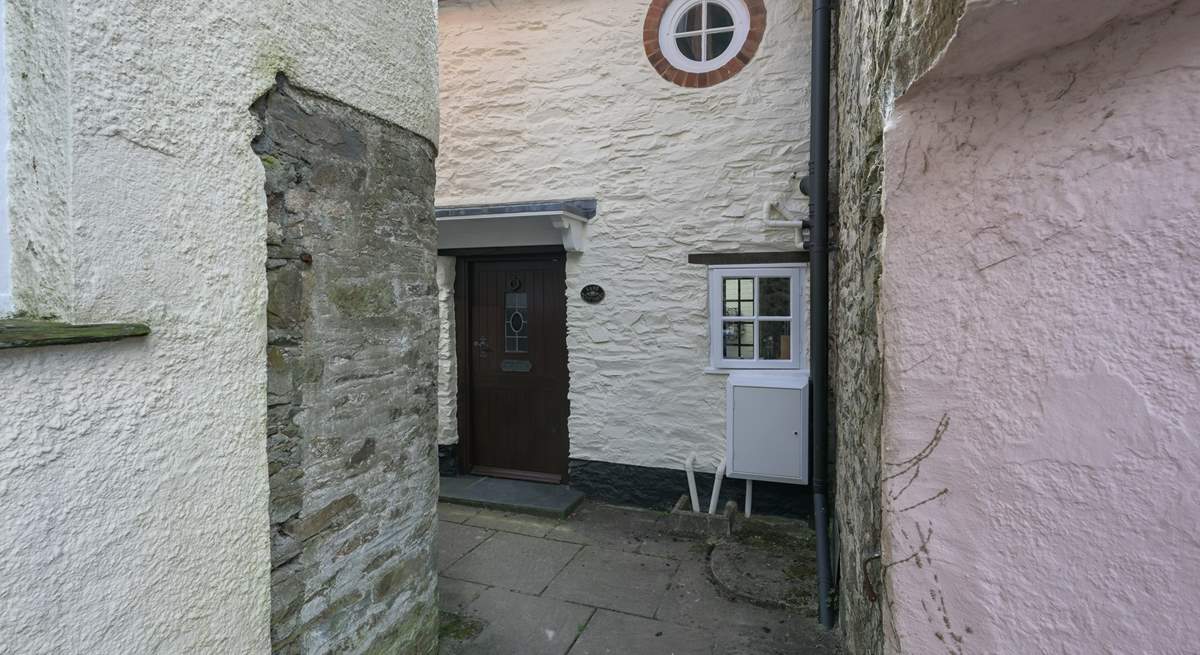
709,457,727,514
764,201,809,249
745,479,753,518
685,454,701,512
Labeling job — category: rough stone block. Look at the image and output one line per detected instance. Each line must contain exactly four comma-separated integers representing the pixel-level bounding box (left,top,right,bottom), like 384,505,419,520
665,495,735,538
257,76,439,653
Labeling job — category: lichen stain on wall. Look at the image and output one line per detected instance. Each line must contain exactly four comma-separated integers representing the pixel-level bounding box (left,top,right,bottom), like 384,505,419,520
880,2,1200,652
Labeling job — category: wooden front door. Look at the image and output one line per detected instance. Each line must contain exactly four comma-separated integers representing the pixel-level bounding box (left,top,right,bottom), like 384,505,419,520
460,255,569,483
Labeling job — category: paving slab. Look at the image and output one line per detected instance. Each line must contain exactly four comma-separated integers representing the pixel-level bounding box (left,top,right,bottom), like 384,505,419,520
567,609,714,655
466,508,560,537
452,587,595,655
637,531,709,561
714,626,842,654
544,546,678,617
445,531,582,595
710,527,818,615
546,502,663,552
437,521,493,572
654,559,802,638
440,475,584,518
439,502,483,524
438,577,488,614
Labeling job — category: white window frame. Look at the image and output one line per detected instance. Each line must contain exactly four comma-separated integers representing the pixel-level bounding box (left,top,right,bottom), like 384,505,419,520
708,265,803,370
658,0,751,74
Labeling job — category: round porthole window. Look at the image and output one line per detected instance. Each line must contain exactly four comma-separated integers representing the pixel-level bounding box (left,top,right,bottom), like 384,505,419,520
644,0,765,87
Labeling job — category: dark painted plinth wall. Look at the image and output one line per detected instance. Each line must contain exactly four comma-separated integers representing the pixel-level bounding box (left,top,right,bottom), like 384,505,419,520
440,445,811,519
569,459,812,519
258,76,440,654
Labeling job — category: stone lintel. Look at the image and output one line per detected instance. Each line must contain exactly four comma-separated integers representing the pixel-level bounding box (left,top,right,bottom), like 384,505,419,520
687,251,810,266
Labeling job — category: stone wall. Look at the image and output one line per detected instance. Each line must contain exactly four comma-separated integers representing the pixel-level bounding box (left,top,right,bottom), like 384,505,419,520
437,0,812,473
829,1,962,652
257,78,439,653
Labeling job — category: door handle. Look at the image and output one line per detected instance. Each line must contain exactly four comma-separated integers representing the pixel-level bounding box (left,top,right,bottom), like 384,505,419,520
473,337,491,355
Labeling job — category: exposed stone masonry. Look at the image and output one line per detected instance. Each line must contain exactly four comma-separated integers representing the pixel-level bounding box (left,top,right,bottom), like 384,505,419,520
256,76,439,654
830,3,963,653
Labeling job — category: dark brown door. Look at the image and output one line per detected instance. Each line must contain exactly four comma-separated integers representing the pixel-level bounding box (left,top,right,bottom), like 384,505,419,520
464,256,569,483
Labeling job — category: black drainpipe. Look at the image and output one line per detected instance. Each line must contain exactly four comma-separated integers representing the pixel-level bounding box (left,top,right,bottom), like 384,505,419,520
808,0,835,631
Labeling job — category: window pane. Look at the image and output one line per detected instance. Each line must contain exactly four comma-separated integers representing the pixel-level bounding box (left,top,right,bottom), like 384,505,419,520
675,4,705,32
707,3,735,29
707,30,735,59
505,292,528,353
759,320,791,360
676,34,703,61
759,278,790,316
723,321,754,359
722,276,754,317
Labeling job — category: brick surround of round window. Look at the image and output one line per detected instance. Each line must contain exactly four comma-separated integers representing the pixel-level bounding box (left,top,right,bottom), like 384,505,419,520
643,0,766,88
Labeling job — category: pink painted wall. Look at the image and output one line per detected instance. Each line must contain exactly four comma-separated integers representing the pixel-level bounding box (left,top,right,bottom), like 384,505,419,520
879,2,1200,652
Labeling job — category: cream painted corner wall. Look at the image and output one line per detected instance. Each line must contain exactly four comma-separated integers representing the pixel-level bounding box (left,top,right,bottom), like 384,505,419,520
437,0,810,471
0,1,10,313
879,2,1200,652
0,1,437,652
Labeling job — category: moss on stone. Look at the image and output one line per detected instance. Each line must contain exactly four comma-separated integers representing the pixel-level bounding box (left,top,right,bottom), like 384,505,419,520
437,611,484,642
365,601,439,655
734,520,815,556
0,319,149,349
328,279,395,318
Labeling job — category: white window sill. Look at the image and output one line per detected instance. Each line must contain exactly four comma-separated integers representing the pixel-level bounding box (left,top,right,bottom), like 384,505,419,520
704,367,809,376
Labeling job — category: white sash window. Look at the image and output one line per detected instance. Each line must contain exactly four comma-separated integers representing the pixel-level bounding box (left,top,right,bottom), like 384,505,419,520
708,265,803,370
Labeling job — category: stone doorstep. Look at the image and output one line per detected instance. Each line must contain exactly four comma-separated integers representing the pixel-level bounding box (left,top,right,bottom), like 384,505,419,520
439,475,585,519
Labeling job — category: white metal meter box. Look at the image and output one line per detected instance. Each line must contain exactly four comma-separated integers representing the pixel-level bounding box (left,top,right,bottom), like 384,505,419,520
726,371,810,484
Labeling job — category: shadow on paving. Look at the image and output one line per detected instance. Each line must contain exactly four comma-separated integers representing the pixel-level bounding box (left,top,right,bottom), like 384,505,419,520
435,500,842,655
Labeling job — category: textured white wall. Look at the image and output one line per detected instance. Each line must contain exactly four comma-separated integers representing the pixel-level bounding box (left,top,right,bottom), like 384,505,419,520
880,2,1200,652
0,1,437,653
0,1,9,314
437,256,459,446
437,0,811,470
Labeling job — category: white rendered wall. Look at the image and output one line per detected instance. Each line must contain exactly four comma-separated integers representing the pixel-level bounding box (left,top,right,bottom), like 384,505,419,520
0,2,437,653
437,0,811,470
0,1,10,314
880,2,1200,652
437,256,459,445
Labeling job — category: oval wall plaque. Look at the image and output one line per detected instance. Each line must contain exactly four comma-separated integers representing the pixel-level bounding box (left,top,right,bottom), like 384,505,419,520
581,284,605,304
